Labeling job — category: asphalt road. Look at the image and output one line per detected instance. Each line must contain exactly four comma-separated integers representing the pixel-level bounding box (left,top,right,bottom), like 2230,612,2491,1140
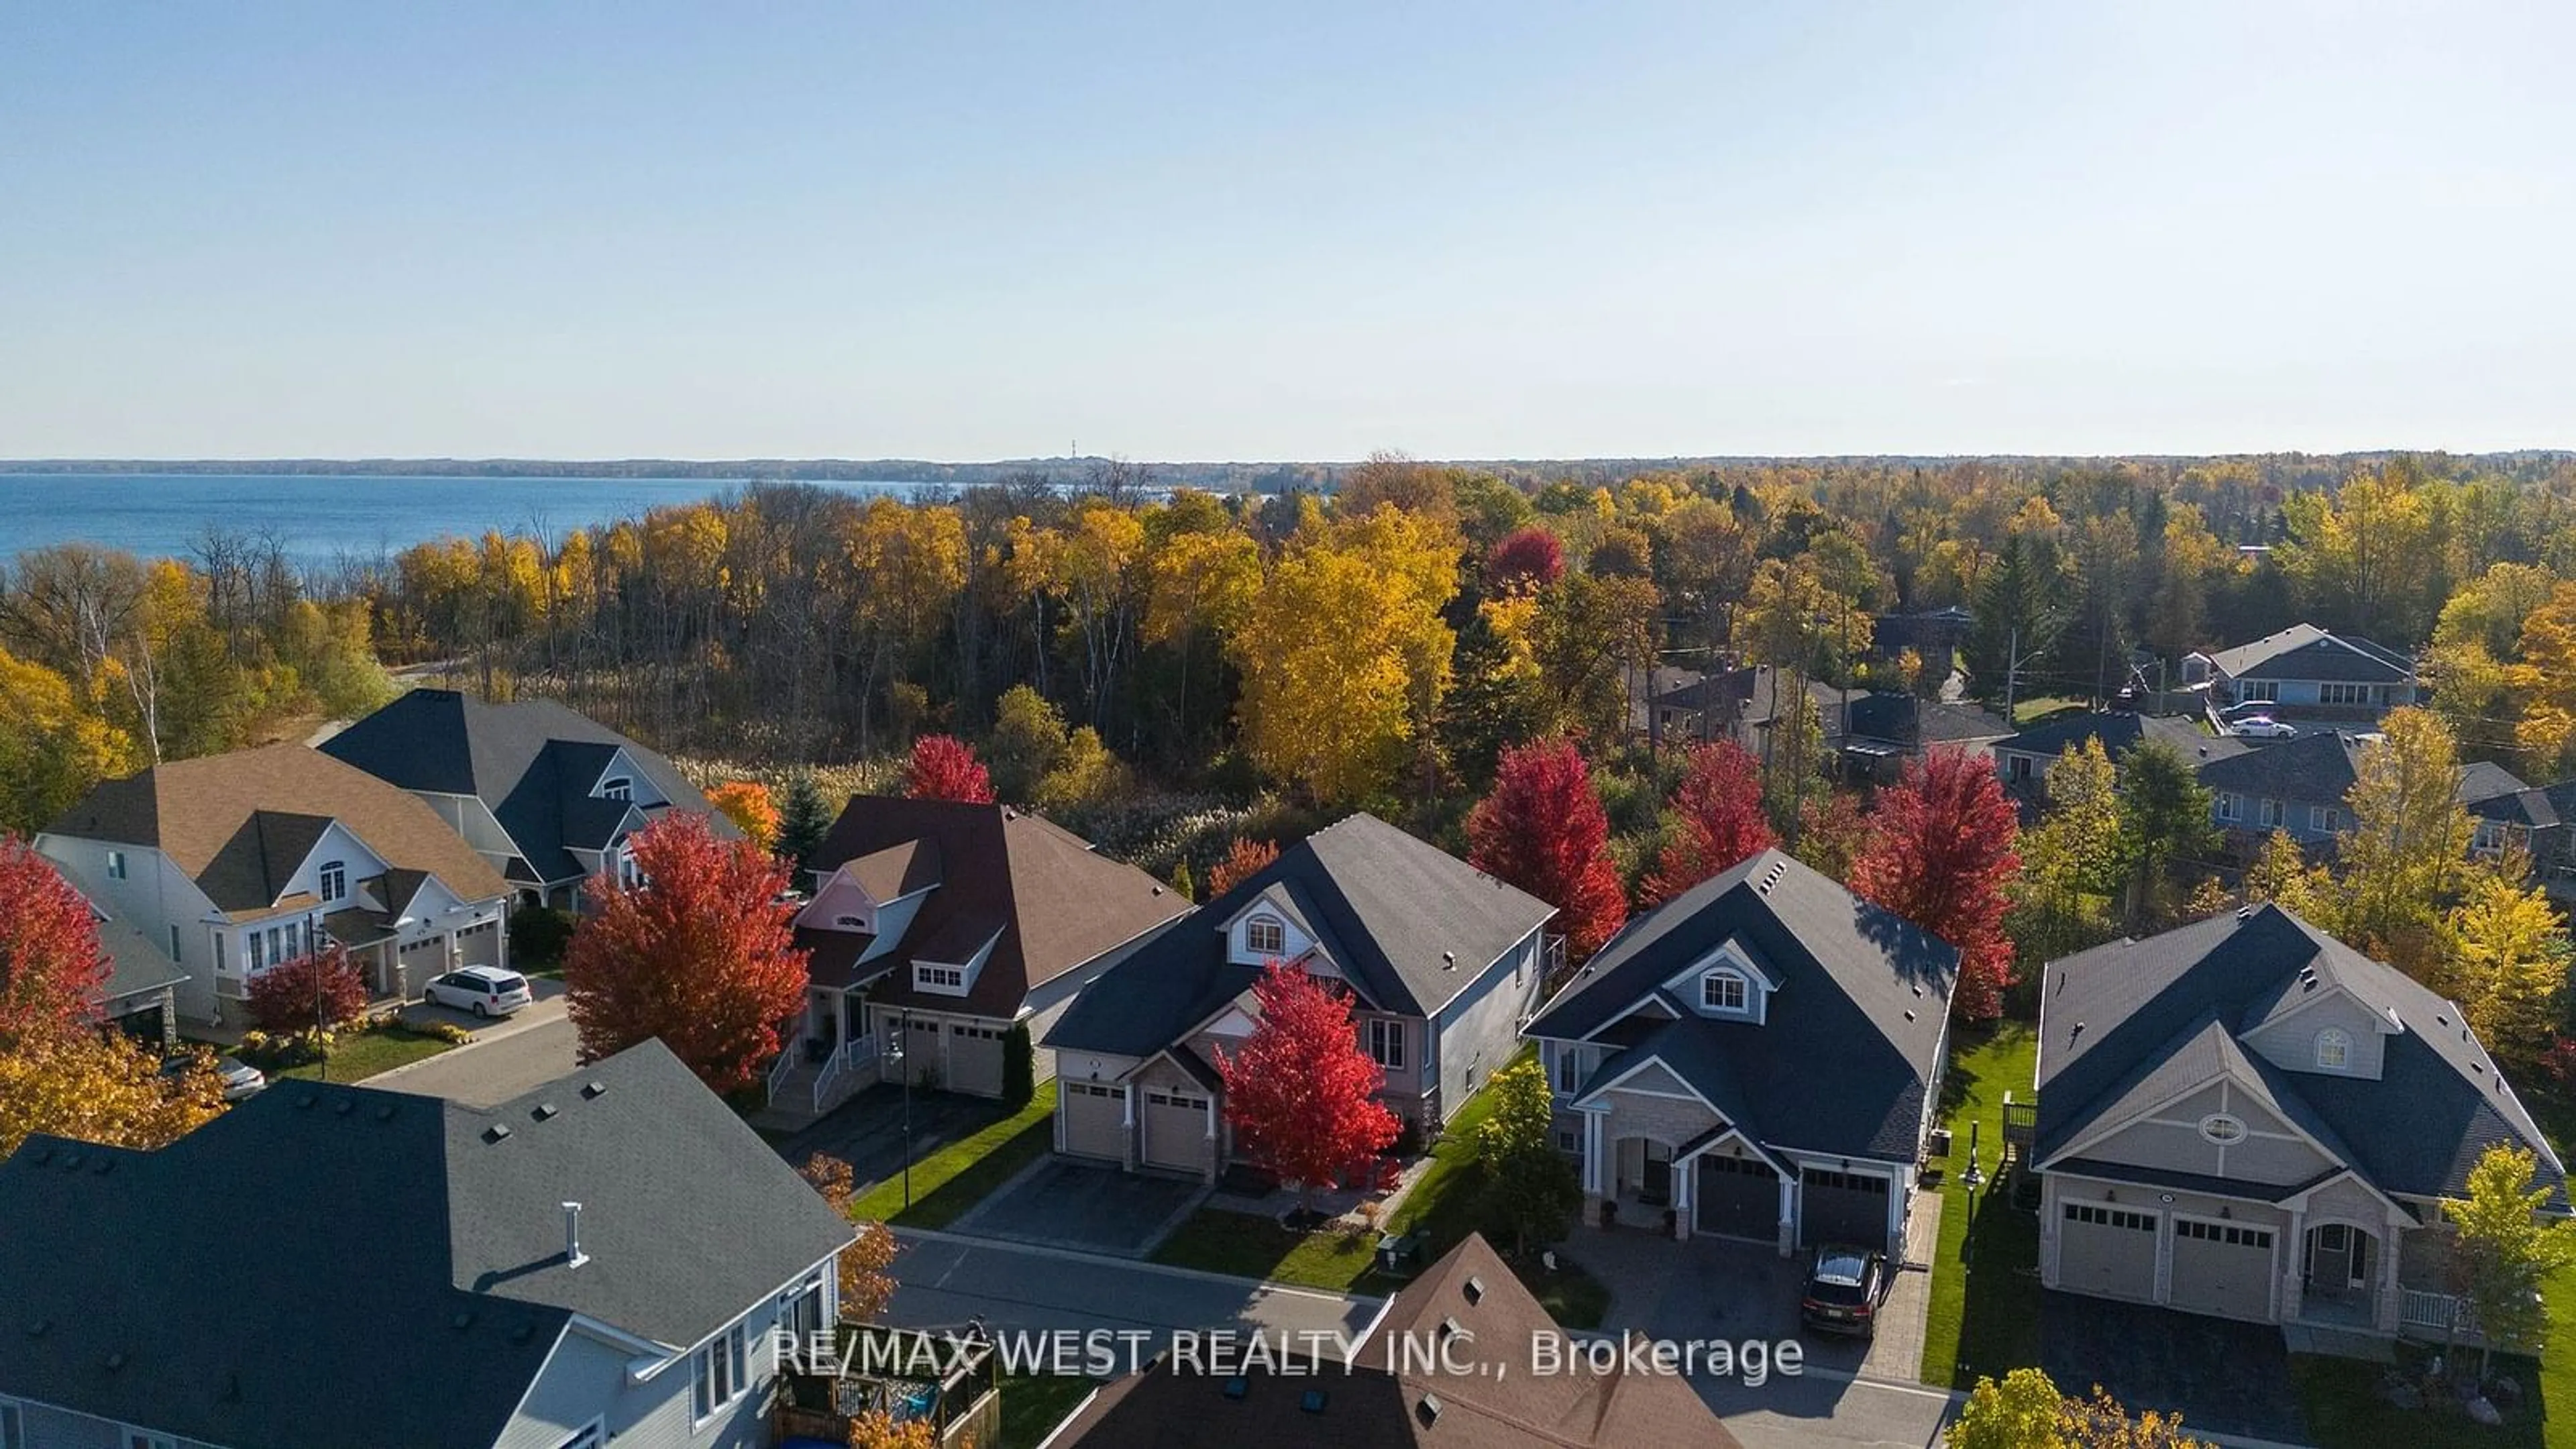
884,1228,1385,1366
374,1013,580,1106
1699,1368,1960,1448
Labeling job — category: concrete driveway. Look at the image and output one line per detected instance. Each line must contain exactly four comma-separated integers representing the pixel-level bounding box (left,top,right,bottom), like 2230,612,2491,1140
2041,1291,2308,1442
398,972,568,1036
950,1159,1205,1257
771,1083,1009,1193
373,1014,579,1106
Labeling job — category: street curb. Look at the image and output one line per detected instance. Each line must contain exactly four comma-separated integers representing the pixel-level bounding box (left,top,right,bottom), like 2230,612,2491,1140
891,1225,1389,1309
368,1007,569,1085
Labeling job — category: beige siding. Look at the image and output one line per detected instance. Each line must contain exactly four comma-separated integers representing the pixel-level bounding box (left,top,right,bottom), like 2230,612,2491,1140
2242,992,2389,1079
2065,1078,2333,1187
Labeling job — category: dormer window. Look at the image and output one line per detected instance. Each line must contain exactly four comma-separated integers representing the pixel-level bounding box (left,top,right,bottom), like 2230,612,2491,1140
318,861,347,904
601,776,633,802
1245,914,1286,957
835,915,865,929
2314,1028,2351,1071
1701,969,1749,1014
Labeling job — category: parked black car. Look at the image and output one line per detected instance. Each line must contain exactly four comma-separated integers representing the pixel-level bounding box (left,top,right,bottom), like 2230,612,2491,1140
1799,1243,1886,1337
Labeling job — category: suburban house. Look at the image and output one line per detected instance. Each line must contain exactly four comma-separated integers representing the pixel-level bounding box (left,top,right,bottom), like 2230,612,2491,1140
0,1040,853,1449
1647,664,1837,757
1045,1232,1737,1447
1523,849,1957,1260
2198,732,2543,860
1828,691,2011,782
775,796,1190,1114
1870,604,1976,682
36,743,513,1026
42,854,189,1049
1627,663,1706,744
2544,780,2576,902
2184,623,2423,722
2032,906,2567,1338
1043,813,1557,1183
319,688,735,911
1991,710,2243,799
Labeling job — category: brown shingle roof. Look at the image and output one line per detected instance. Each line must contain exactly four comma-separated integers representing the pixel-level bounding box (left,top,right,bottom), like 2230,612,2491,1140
808,797,1189,1018
1053,1234,1736,1448
45,743,508,912
847,837,942,902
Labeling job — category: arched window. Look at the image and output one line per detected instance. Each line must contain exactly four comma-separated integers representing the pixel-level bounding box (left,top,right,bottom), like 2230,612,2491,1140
1701,969,1748,1013
1245,914,1285,956
2314,1028,2351,1071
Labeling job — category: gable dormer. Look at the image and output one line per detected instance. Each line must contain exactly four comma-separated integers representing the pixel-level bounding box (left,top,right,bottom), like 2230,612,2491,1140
1660,936,1778,1025
2241,973,2399,1081
586,747,669,809
1223,885,1317,967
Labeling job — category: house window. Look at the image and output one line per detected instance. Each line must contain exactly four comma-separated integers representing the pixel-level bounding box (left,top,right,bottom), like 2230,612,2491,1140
2320,682,2371,706
692,1321,749,1424
319,860,347,904
1557,1128,1581,1153
2315,1028,2351,1071
553,1426,604,1449
2007,755,2034,782
105,850,127,880
1245,914,1285,956
2259,798,2284,828
617,846,645,889
2310,806,2342,833
2473,820,2510,855
2241,680,2279,702
2215,792,2242,822
1367,1018,1406,1070
2198,1113,2247,1144
601,776,633,802
168,924,182,963
915,963,967,994
1701,970,1748,1014
782,1273,826,1337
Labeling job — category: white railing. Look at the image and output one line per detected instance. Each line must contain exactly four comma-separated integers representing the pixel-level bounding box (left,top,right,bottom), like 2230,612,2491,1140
2401,1289,2469,1334
810,1034,879,1115
767,1038,803,1106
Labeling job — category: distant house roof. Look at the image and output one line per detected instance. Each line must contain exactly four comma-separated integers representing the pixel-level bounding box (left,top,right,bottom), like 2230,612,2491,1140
44,743,508,912
2201,625,2414,684
0,1040,851,1449
1046,813,1556,1059
2198,734,2531,813
1527,850,1955,1163
2035,906,2565,1208
1870,606,1974,657
802,797,1190,1014
1050,1232,1737,1448
318,689,735,886
1841,692,2010,749
1994,711,2245,768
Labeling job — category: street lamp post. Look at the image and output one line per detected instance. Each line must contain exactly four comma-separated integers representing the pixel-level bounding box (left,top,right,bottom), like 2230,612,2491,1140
894,1009,914,1210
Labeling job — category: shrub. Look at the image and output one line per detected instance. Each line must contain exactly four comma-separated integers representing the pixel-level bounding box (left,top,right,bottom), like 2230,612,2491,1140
509,904,578,968
245,947,370,1035
1001,1023,1034,1110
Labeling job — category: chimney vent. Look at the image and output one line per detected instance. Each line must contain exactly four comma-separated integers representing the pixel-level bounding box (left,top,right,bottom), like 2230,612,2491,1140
563,1201,590,1269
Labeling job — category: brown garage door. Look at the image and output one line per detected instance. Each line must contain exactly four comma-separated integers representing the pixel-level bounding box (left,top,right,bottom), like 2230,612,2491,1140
1061,1081,1127,1161
1142,1088,1210,1174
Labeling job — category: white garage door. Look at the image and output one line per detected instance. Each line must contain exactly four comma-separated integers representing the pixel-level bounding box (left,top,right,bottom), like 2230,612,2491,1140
1141,1088,1210,1173
397,937,447,998
894,1017,943,1086
2058,1201,2157,1301
453,920,502,968
946,1022,1006,1097
1061,1082,1127,1162
2168,1218,2275,1322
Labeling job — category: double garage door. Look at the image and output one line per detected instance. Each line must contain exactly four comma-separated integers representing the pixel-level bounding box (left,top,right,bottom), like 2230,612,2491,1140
1061,1081,1126,1161
1141,1088,1210,1173
2057,1202,2277,1320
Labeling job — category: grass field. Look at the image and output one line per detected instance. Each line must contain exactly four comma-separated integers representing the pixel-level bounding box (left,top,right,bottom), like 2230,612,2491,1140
1919,1022,2043,1389
998,1373,1099,1449
849,1082,1058,1228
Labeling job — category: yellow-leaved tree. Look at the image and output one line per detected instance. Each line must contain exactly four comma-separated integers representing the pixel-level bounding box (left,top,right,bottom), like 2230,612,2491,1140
0,1032,226,1159
2337,708,2474,979
2449,869,2571,1071
0,645,142,835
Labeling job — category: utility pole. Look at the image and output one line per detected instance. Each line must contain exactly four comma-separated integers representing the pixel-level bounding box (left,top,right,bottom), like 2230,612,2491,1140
2002,627,2019,722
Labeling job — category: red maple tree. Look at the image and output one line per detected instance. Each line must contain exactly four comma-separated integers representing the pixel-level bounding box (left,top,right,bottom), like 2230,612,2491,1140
565,812,810,1093
246,945,370,1034
0,837,109,1050
904,734,996,804
1485,526,1566,595
1849,746,2022,1020
1466,739,1627,961
1643,741,1778,905
1205,836,1280,898
1213,962,1400,1218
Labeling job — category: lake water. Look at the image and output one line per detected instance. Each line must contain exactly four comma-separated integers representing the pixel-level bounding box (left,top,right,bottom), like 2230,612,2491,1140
0,473,929,570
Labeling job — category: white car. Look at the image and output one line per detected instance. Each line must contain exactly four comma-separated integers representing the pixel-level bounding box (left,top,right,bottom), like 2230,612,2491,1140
423,966,535,1018
2230,716,2298,740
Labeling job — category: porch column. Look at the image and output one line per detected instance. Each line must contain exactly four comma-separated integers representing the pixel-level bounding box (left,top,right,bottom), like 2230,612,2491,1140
1121,1085,1138,1173
2376,1208,2405,1333
2281,1207,2306,1323
1673,1155,1693,1241
1776,1171,1796,1258
1888,1165,1911,1263
1583,1110,1607,1223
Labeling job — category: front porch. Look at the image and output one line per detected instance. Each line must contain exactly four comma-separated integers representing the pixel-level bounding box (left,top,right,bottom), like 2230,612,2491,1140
761,983,882,1128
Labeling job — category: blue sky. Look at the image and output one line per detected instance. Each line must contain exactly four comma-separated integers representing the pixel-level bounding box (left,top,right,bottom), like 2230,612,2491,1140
2,2,2569,460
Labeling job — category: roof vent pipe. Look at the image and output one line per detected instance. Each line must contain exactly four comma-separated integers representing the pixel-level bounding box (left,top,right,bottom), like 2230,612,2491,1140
563,1202,590,1269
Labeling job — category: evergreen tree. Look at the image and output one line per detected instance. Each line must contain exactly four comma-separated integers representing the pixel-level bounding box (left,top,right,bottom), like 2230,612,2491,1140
775,771,833,879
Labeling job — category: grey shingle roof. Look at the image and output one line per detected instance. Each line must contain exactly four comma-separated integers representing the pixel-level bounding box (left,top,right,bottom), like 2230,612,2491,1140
1044,813,1555,1057
319,689,733,886
2206,625,2414,683
0,1040,851,1449
1996,711,2243,767
1528,850,1957,1161
2035,907,2565,1207
2194,731,2367,804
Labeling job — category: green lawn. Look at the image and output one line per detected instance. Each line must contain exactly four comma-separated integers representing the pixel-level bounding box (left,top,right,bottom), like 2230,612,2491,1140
1920,1021,2043,1389
998,1372,1099,1449
1150,1207,1389,1292
849,1082,1057,1228
271,1026,454,1083
2012,696,2084,725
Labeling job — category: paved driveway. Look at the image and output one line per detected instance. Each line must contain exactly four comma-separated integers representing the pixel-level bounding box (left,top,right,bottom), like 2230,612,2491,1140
885,1228,1383,1362
373,1015,578,1106
772,1083,1008,1192
2041,1291,2308,1442
951,1159,1205,1257
399,973,568,1036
